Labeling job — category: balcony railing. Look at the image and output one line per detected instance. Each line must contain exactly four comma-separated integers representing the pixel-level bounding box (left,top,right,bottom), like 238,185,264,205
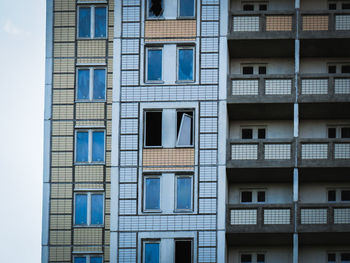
227,139,295,168
228,75,295,102
298,139,350,167
227,204,294,233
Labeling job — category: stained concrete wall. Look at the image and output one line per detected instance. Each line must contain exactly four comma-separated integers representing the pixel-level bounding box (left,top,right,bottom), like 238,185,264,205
300,183,350,203
230,58,295,75
228,246,293,263
299,246,350,263
300,0,328,11
300,58,350,74
230,0,295,11
300,120,350,138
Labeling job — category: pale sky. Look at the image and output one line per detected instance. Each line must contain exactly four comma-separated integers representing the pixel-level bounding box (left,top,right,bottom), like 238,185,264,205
0,0,46,262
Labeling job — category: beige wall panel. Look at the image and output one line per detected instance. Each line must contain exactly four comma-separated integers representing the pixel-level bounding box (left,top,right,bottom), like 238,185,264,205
105,200,110,215
51,152,73,167
50,199,73,214
104,215,110,230
104,247,110,261
51,183,73,198
77,58,106,64
107,58,113,73
104,230,110,244
105,167,111,182
54,0,75,11
53,58,75,73
53,74,75,89
106,104,112,119
52,89,75,104
76,103,105,120
50,230,71,245
51,168,73,183
106,151,111,166
54,12,76,27
106,136,112,151
145,20,196,41
52,136,74,151
75,166,104,182
108,42,113,57
52,121,74,136
75,183,104,190
54,42,75,57
303,16,329,31
109,0,114,10
106,90,113,103
52,105,74,120
108,11,114,27
54,27,75,42
108,27,114,41
49,247,71,262
143,148,195,170
73,228,103,245
50,215,72,230
107,73,113,89
106,183,111,199
75,120,105,127
266,16,293,31
73,245,103,252
77,40,106,57
106,121,112,136
77,0,106,2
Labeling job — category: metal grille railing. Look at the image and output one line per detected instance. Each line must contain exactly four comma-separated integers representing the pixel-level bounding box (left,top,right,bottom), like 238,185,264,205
232,79,259,95
264,144,291,160
334,143,350,159
265,79,292,95
299,205,350,226
301,11,350,32
335,78,350,94
301,79,328,95
233,16,260,32
299,140,350,161
335,15,350,30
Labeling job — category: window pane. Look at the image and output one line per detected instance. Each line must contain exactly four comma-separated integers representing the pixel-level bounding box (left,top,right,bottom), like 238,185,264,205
241,191,252,202
257,254,265,263
147,50,162,81
148,0,163,17
93,69,106,100
177,114,193,146
341,127,350,138
341,190,350,201
145,243,160,263
243,4,254,11
145,111,162,146
77,69,90,100
257,191,265,202
178,49,194,81
75,194,87,225
95,7,107,37
145,178,160,210
243,66,254,74
179,0,195,17
76,132,89,162
92,131,105,162
175,241,192,263
328,253,336,263
328,128,336,138
79,7,91,38
177,177,192,210
328,190,336,202
258,128,266,139
74,257,87,263
258,66,266,74
342,65,350,73
328,65,337,73
241,254,252,263
329,3,337,10
242,129,253,139
91,194,104,225
90,256,103,263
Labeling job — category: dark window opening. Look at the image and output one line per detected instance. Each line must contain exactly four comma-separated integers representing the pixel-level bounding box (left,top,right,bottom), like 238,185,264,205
241,254,252,263
243,4,254,11
329,3,337,10
258,128,266,139
328,65,337,74
257,191,266,202
257,254,265,263
149,0,163,17
175,240,192,263
241,191,252,203
328,253,336,263
259,4,267,11
342,3,350,9
177,111,193,146
145,111,162,146
341,190,350,201
341,127,350,138
258,66,266,75
342,65,350,73
328,128,336,138
328,190,336,202
243,66,254,74
242,129,253,139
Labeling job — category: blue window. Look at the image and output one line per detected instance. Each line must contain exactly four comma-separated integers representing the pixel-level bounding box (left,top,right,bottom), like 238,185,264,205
176,176,192,210
144,242,160,263
76,130,105,163
77,68,106,101
147,49,162,82
145,177,160,211
78,6,107,38
179,0,195,17
178,48,194,81
74,193,104,226
74,256,103,263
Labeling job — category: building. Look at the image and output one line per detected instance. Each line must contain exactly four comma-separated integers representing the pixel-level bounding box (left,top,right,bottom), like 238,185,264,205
42,0,350,262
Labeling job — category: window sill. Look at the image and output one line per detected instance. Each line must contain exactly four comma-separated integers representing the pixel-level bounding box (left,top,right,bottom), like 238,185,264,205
143,146,163,149
144,80,165,85
75,100,106,103
143,210,162,214
173,209,194,213
75,162,106,166
175,80,195,84
73,224,104,228
77,37,108,40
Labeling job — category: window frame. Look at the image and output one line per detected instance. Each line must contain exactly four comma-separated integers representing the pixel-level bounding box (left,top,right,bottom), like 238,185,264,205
240,126,267,140
176,109,195,147
74,192,105,227
174,238,193,263
176,46,195,83
175,174,194,212
177,0,196,19
327,252,350,263
239,252,266,263
240,189,267,204
76,67,107,102
75,129,106,164
73,255,104,263
146,0,164,19
144,110,163,148
241,1,269,11
145,47,164,84
143,240,161,263
77,5,108,39
241,64,268,75
143,175,162,213
327,125,350,139
327,188,350,203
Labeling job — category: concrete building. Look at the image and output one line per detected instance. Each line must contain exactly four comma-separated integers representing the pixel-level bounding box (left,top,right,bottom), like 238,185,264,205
42,0,350,262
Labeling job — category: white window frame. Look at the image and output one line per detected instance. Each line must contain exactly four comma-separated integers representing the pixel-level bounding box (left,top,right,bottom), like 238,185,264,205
176,46,195,83
75,129,106,164
143,240,161,263
240,126,267,139
176,110,194,147
327,252,350,263
241,64,268,75
146,0,164,19
174,175,193,212
240,189,267,204
177,0,196,18
74,192,105,227
143,175,162,212
76,67,107,101
77,5,108,39
145,47,164,83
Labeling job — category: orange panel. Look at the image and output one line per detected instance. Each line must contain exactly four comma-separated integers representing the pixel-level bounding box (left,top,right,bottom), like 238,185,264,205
266,16,293,31
145,20,196,41
143,148,194,170
302,15,329,31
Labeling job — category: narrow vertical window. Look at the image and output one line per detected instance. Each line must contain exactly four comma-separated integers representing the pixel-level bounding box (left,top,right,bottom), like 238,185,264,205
179,0,195,17
145,111,162,147
175,240,192,263
241,191,253,203
75,194,88,225
77,69,90,100
79,7,91,38
93,69,106,100
328,127,337,138
145,177,161,211
328,190,336,202
78,6,107,38
148,0,163,18
341,127,350,138
328,254,336,263
74,193,104,226
178,48,194,81
177,111,193,146
77,68,106,101
92,131,105,162
147,49,162,82
144,242,160,263
176,176,192,210
91,194,104,224
76,131,89,162
95,7,107,37
258,128,266,139
257,191,266,202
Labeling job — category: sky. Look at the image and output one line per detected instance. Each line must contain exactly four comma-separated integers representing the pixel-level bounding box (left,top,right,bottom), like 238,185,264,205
0,0,46,262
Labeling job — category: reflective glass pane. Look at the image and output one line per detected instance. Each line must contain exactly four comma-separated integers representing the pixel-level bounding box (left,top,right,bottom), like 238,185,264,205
178,49,193,81
180,0,195,17
77,69,90,100
177,177,192,210
74,257,87,263
147,49,162,81
75,194,87,225
76,132,89,162
177,114,192,146
90,256,103,263
91,194,103,225
92,131,105,162
95,7,107,37
93,69,106,100
79,7,91,37
145,243,159,263
145,178,160,210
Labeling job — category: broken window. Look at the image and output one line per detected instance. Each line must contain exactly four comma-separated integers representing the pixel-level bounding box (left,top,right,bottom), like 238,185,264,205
177,111,194,146
179,0,195,17
148,0,164,18
145,111,162,147
175,240,192,263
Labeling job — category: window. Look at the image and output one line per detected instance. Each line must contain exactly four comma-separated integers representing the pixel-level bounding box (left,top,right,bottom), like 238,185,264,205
242,2,268,11
328,65,337,74
258,66,266,75
243,4,254,11
146,48,163,82
242,64,267,75
148,0,164,18
328,253,350,263
179,0,195,17
329,3,337,10
78,6,107,38
241,190,266,203
241,254,252,263
176,176,193,211
342,3,350,9
342,65,350,73
74,193,104,226
243,66,254,75
76,130,105,163
77,68,106,101
74,255,103,263
326,63,350,74
327,189,350,202
341,190,350,201
145,111,162,147
241,127,266,139
177,47,194,82
327,126,350,138
177,111,194,146
144,241,160,263
175,240,192,263
328,190,336,202
144,176,161,211
241,253,265,263
328,253,336,263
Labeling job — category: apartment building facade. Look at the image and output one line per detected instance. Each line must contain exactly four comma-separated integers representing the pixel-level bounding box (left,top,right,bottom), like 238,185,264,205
42,0,350,262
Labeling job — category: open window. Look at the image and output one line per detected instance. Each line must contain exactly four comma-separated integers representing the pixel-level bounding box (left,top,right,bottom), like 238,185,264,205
145,111,162,147
148,0,164,18
177,111,194,147
175,240,192,263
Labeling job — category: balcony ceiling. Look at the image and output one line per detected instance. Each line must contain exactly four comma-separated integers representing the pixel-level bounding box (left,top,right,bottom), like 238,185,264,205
300,39,350,57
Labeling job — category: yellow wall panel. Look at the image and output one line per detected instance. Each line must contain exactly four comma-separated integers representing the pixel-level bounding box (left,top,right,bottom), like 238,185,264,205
107,58,113,73
145,20,196,41
106,121,112,136
104,230,110,244
104,215,110,229
77,40,106,57
54,0,75,11
106,104,112,119
54,27,75,42
51,152,73,167
50,199,72,214
77,58,106,64
49,247,71,261
105,183,111,199
73,246,103,252
108,42,113,57
73,228,103,245
51,183,73,198
50,215,72,230
107,73,113,89
53,58,75,73
108,11,114,27
50,230,71,245
108,27,114,41
53,74,75,89
105,167,111,182
54,12,75,27
54,42,75,57
53,89,75,104
75,166,104,182
303,15,329,31
76,103,105,120
52,105,74,120
52,136,74,151
75,183,104,190
52,121,74,136
105,151,111,166
75,120,105,128
106,90,113,104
